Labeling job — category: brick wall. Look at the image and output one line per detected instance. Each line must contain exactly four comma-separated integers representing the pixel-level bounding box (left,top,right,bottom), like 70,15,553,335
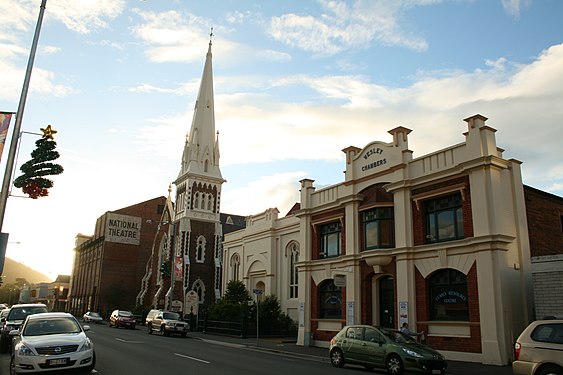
524,186,563,257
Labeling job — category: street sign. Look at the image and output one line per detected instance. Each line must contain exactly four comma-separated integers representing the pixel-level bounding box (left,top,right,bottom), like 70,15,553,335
253,289,263,295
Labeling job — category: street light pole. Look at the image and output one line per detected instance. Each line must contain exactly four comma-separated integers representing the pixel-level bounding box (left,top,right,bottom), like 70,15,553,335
0,0,48,231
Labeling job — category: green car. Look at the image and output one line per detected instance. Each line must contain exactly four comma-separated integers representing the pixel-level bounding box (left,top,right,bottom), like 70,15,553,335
329,325,447,374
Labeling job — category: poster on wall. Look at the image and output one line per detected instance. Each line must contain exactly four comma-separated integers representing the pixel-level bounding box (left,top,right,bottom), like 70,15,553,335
174,256,183,280
299,302,304,328
105,213,141,245
347,301,355,325
399,301,408,328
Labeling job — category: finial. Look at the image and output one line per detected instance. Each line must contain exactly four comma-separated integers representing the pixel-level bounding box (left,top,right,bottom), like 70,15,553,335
209,27,214,45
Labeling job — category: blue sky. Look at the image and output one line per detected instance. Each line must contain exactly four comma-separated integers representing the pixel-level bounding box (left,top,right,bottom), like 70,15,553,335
0,0,562,281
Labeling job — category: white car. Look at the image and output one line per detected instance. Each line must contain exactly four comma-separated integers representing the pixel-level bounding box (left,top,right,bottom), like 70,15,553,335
82,312,103,324
9,312,96,374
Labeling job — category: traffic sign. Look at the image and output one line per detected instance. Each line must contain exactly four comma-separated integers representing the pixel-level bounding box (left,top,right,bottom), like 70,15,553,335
253,289,263,295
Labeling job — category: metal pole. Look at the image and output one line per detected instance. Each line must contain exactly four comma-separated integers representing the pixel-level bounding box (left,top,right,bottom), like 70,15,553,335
256,295,259,346
0,0,48,231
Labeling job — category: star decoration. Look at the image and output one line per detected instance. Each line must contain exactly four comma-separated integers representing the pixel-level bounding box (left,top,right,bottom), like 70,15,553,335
40,124,58,140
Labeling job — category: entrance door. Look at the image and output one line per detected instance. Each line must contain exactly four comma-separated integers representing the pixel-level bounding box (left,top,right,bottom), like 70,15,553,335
378,276,394,328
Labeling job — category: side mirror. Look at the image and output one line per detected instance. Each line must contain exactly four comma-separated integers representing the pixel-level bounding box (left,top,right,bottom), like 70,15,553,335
9,329,20,337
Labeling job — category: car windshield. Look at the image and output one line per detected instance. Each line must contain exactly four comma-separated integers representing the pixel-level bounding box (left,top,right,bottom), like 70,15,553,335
163,312,180,320
381,328,418,344
118,311,133,317
8,307,48,321
23,317,82,336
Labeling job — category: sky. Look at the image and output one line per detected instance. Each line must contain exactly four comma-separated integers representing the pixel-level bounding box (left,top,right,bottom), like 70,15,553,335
0,0,562,282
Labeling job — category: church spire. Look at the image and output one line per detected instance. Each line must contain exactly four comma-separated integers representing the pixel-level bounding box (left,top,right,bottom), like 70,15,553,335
178,30,222,181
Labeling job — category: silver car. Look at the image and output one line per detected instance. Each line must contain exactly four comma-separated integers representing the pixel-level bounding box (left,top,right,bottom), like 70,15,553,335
513,319,563,375
10,312,95,374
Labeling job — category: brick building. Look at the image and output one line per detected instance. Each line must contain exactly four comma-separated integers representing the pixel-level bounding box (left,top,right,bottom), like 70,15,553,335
524,186,563,318
68,196,166,318
223,114,554,365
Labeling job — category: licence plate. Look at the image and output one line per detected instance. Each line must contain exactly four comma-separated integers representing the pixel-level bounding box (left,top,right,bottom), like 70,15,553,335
432,370,442,374
48,358,68,366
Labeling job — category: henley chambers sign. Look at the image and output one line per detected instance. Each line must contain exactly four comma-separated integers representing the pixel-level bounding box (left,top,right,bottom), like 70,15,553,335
105,213,142,245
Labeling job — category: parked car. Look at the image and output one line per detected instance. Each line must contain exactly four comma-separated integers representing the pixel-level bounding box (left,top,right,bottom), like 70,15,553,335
9,312,95,374
83,311,103,324
0,308,10,321
146,309,189,337
513,319,563,375
0,303,48,353
329,324,447,375
109,310,136,329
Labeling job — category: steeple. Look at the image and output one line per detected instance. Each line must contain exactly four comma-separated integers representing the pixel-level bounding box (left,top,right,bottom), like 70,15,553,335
178,34,223,182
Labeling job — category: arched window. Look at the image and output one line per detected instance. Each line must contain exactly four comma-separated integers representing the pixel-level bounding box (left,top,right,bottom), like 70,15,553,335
230,253,240,281
204,159,209,172
192,280,205,304
288,242,299,299
319,280,342,319
196,235,206,263
207,195,214,211
428,268,468,321
194,193,199,210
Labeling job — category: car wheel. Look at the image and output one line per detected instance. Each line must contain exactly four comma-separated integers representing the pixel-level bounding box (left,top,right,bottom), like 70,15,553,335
537,366,563,375
330,348,345,368
385,355,404,375
181,332,187,338
0,336,9,354
147,324,152,334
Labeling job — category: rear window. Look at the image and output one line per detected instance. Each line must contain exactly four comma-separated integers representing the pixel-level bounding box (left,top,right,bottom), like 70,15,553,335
531,323,563,344
8,306,48,320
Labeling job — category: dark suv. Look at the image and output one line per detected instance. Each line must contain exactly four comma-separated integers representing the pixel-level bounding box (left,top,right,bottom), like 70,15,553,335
146,309,189,337
0,303,48,353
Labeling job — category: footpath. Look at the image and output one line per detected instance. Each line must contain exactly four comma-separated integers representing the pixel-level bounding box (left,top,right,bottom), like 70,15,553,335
186,330,514,375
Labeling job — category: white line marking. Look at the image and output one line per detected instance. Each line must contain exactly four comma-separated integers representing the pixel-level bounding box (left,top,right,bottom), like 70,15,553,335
174,353,211,364
115,338,144,344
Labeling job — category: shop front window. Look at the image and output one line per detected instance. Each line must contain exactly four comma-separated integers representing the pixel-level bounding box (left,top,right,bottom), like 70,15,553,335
429,268,468,321
319,222,341,258
425,193,464,243
319,280,342,319
363,207,394,250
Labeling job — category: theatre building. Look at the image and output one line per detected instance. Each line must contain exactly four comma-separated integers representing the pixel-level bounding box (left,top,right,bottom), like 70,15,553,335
224,114,536,365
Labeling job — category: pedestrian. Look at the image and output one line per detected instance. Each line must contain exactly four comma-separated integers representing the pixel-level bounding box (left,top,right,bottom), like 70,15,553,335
400,322,424,341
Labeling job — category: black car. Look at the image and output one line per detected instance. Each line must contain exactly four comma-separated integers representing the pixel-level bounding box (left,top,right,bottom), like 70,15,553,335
0,303,48,353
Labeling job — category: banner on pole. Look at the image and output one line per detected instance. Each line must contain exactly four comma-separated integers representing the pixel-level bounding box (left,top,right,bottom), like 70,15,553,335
0,112,14,163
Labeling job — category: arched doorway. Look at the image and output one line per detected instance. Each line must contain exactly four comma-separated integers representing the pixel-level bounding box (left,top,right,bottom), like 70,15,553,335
379,276,394,328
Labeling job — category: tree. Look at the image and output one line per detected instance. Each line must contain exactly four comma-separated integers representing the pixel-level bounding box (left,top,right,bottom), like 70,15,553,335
13,125,63,199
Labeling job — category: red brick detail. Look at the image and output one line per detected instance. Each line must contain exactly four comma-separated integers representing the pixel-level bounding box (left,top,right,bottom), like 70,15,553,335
415,264,482,353
524,186,563,257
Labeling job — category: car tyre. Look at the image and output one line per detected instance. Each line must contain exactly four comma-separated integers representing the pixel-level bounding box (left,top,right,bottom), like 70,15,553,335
537,366,563,375
147,324,152,334
385,354,404,375
0,336,9,354
330,348,345,368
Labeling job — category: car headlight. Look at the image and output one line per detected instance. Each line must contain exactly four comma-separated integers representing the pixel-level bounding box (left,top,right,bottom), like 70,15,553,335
16,343,35,356
79,338,93,352
6,325,18,331
402,348,423,358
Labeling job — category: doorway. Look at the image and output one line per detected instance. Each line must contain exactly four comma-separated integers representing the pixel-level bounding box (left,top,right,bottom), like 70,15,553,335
378,276,394,328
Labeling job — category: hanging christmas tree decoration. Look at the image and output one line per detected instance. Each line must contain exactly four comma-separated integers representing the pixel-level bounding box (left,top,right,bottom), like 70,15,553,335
13,125,64,199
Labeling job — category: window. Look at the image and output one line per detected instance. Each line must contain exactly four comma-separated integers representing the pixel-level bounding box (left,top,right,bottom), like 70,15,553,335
230,253,240,281
428,269,468,321
363,207,394,250
289,243,299,299
196,235,206,263
319,280,342,319
192,280,205,304
425,193,464,243
531,324,563,344
319,221,341,258
364,327,382,343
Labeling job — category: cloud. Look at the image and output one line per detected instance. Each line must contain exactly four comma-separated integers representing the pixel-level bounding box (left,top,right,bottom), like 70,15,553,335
501,0,530,19
268,0,433,55
47,0,127,34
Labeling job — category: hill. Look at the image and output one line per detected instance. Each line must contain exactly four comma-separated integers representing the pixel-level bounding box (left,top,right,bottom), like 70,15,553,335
1,257,53,284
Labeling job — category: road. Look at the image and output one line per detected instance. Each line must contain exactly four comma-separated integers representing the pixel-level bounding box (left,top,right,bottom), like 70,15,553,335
0,324,343,375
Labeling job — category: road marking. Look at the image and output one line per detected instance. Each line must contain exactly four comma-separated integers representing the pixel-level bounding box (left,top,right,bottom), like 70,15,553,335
115,338,145,344
174,353,210,364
